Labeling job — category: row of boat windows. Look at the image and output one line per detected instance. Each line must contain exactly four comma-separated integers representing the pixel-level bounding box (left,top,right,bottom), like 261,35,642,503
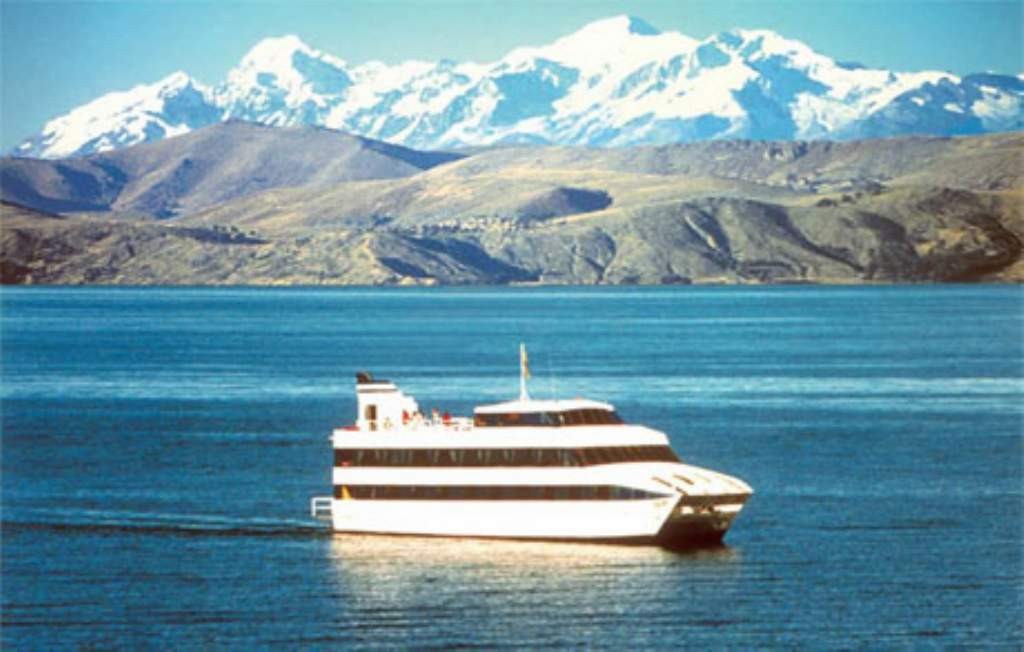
473,409,624,427
334,445,680,468
333,484,666,501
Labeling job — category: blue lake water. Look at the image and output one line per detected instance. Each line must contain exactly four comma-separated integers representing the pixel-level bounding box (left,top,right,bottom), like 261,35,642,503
2,285,1021,648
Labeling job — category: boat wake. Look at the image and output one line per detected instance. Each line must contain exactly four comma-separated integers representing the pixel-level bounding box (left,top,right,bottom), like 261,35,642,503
2,509,328,539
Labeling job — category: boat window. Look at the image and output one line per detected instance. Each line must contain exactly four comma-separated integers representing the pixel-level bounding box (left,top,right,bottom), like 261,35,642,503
332,445,679,467
472,409,624,427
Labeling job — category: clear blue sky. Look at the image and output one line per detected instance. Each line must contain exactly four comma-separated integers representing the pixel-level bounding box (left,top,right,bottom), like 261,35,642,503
2,0,1021,150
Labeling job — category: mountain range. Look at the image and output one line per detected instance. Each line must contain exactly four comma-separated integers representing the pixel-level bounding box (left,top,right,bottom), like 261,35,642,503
12,15,1023,158
2,123,1021,285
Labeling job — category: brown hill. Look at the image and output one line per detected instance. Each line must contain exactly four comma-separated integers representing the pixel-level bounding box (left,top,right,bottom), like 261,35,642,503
0,121,462,218
1,128,1021,285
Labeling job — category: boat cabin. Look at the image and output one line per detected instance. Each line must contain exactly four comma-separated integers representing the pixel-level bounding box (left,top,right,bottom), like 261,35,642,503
355,372,420,431
473,399,624,428
354,373,624,431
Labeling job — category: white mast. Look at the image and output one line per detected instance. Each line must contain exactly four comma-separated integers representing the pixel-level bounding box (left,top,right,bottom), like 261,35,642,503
519,342,530,401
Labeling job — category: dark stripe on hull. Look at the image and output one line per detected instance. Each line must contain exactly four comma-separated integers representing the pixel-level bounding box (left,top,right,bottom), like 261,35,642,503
334,484,666,500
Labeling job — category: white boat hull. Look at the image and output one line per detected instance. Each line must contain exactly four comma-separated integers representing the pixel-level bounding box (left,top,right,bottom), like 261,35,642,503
329,495,745,545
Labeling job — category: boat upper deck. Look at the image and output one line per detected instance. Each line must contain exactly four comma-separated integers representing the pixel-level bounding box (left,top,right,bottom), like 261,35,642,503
348,370,657,446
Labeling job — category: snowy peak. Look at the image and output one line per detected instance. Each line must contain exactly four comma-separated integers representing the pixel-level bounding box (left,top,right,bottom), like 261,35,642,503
216,34,354,129
16,72,220,158
237,34,320,67
525,14,697,71
11,15,1024,158
231,34,350,84
560,14,662,40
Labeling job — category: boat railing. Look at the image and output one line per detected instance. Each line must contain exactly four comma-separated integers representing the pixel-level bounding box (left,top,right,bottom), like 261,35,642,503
390,416,474,433
339,416,475,435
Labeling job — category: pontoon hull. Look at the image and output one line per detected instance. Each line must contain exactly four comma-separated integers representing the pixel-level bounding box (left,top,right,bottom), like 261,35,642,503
329,495,744,547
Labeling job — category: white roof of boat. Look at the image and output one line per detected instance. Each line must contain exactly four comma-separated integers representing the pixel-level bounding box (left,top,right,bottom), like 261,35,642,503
474,398,615,414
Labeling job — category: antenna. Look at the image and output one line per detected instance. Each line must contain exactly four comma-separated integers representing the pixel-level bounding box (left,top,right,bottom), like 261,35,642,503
519,342,530,401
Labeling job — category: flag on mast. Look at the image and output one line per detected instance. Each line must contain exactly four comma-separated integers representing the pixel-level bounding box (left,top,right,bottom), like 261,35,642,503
519,343,530,400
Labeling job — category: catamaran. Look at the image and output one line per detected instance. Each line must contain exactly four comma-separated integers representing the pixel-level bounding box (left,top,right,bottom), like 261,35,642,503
310,346,753,546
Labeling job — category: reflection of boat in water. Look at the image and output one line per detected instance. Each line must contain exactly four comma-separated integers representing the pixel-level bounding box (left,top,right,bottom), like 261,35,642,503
311,346,752,547
325,535,742,641
328,533,741,571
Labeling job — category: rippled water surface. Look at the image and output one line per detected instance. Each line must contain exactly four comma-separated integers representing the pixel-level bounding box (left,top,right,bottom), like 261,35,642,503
2,286,1022,648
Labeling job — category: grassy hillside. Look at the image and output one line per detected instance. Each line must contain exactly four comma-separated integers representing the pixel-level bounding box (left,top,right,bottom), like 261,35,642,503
0,121,462,218
2,127,1021,285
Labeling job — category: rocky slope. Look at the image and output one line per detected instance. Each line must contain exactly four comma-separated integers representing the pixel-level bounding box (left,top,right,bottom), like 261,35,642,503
11,16,1023,158
2,128,1021,285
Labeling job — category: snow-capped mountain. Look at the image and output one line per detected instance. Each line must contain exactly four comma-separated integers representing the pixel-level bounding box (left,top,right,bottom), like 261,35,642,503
18,72,222,158
13,15,1023,158
217,34,354,126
